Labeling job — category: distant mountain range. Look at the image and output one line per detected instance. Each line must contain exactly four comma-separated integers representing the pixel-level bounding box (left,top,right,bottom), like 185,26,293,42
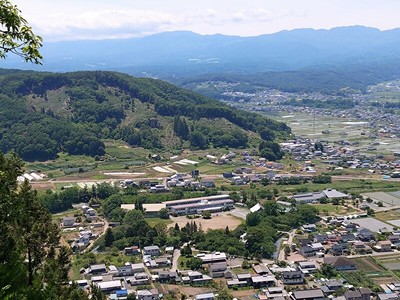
2,26,400,78
3,26,400,94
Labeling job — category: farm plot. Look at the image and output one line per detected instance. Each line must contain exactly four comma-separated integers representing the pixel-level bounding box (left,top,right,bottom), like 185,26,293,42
351,256,386,273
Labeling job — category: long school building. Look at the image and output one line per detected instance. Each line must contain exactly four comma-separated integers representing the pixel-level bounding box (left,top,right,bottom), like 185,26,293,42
166,194,234,215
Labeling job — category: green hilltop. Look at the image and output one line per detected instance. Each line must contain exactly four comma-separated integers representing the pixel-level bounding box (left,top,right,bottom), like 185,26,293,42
0,70,290,161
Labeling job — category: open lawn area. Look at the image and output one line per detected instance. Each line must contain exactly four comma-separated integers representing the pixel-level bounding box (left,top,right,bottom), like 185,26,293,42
375,210,400,222
312,203,357,216
145,217,174,227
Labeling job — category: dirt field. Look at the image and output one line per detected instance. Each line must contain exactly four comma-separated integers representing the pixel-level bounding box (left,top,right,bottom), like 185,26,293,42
231,289,258,299
31,182,56,190
351,257,386,272
168,213,243,231
159,284,212,298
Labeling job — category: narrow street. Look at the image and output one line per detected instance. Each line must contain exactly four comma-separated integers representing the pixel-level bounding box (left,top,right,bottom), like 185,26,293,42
171,249,181,272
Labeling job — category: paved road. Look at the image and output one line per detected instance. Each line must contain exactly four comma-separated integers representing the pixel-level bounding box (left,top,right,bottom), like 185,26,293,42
84,218,109,253
171,249,181,272
277,229,296,261
347,249,400,259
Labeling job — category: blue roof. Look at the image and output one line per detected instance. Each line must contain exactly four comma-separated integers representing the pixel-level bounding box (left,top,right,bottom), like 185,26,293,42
116,289,128,296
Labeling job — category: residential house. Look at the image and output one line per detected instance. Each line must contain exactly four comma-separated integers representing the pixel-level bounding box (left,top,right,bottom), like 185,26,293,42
209,262,227,278
251,275,276,288
143,246,161,256
388,235,400,244
253,264,269,275
227,279,248,288
302,224,317,232
195,293,215,300
117,265,133,277
264,287,288,299
342,222,358,233
324,256,357,271
330,244,345,256
62,217,75,227
298,261,318,275
95,280,123,293
137,289,159,300
358,228,375,242
281,271,304,285
183,271,213,285
124,246,140,256
344,288,372,300
352,241,372,254
87,264,107,275
341,234,357,243
314,234,328,244
299,246,316,258
377,293,400,300
375,240,392,252
388,282,400,292
236,273,252,284
292,289,325,300
321,280,344,295
131,263,145,273
158,271,178,283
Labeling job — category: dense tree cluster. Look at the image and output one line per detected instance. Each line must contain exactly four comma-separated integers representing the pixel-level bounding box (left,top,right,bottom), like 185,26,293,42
0,153,88,299
0,70,290,161
41,183,118,213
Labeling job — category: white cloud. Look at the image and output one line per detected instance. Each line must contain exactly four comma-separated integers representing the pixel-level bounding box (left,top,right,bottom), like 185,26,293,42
31,9,183,41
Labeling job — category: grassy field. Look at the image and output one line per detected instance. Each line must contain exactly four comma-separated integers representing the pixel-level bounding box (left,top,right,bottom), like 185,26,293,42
145,217,174,227
312,203,356,215
375,210,400,222
71,252,140,280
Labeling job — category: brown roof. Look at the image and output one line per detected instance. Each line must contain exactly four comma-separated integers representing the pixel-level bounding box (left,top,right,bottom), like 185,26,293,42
324,256,356,267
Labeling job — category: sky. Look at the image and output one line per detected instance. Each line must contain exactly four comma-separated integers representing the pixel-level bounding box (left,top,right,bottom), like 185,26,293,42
13,0,400,41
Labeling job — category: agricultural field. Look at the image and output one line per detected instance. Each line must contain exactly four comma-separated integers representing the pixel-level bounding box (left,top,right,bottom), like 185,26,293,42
273,112,400,156
350,255,400,285
375,210,400,222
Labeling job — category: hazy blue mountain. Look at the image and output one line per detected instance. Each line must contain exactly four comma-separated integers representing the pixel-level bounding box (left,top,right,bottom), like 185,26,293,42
2,26,400,78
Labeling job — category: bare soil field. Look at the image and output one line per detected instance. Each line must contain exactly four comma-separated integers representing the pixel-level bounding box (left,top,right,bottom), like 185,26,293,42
160,284,212,298
31,182,56,190
168,213,243,231
351,257,386,272
231,289,258,299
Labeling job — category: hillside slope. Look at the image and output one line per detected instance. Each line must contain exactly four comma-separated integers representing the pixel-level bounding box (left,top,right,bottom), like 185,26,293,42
0,70,290,161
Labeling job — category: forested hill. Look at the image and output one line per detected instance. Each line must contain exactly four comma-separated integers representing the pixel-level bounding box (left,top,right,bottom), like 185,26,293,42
0,70,290,161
